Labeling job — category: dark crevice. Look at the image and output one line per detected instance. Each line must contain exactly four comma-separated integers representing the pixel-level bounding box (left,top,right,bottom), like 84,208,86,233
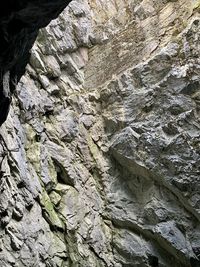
190,257,200,267
181,81,200,95
53,158,75,187
148,255,159,267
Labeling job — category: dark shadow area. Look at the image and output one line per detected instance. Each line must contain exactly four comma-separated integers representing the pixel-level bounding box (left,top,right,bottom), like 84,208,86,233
0,0,72,126
148,255,159,267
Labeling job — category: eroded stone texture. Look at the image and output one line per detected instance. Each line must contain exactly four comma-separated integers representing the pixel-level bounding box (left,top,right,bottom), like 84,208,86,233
1,0,200,266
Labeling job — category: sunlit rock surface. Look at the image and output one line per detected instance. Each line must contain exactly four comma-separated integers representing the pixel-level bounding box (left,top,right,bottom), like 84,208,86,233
1,0,200,266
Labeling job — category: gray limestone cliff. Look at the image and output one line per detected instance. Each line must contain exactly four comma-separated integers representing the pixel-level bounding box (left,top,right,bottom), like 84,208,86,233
1,0,200,266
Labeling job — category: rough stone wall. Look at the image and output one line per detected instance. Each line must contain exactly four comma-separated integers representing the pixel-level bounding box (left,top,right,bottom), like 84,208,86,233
0,0,200,266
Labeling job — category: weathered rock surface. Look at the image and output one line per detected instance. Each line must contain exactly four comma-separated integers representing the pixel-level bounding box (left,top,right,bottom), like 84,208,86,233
1,0,200,266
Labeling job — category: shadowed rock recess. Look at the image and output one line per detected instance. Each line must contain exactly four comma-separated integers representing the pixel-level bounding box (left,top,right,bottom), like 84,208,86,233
1,0,200,266
0,0,72,126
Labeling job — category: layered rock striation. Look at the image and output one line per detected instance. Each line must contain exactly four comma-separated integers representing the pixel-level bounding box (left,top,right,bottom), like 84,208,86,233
1,0,200,267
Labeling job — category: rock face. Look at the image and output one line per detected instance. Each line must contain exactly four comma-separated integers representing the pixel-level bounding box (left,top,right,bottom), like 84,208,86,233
1,0,200,266
0,0,72,126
